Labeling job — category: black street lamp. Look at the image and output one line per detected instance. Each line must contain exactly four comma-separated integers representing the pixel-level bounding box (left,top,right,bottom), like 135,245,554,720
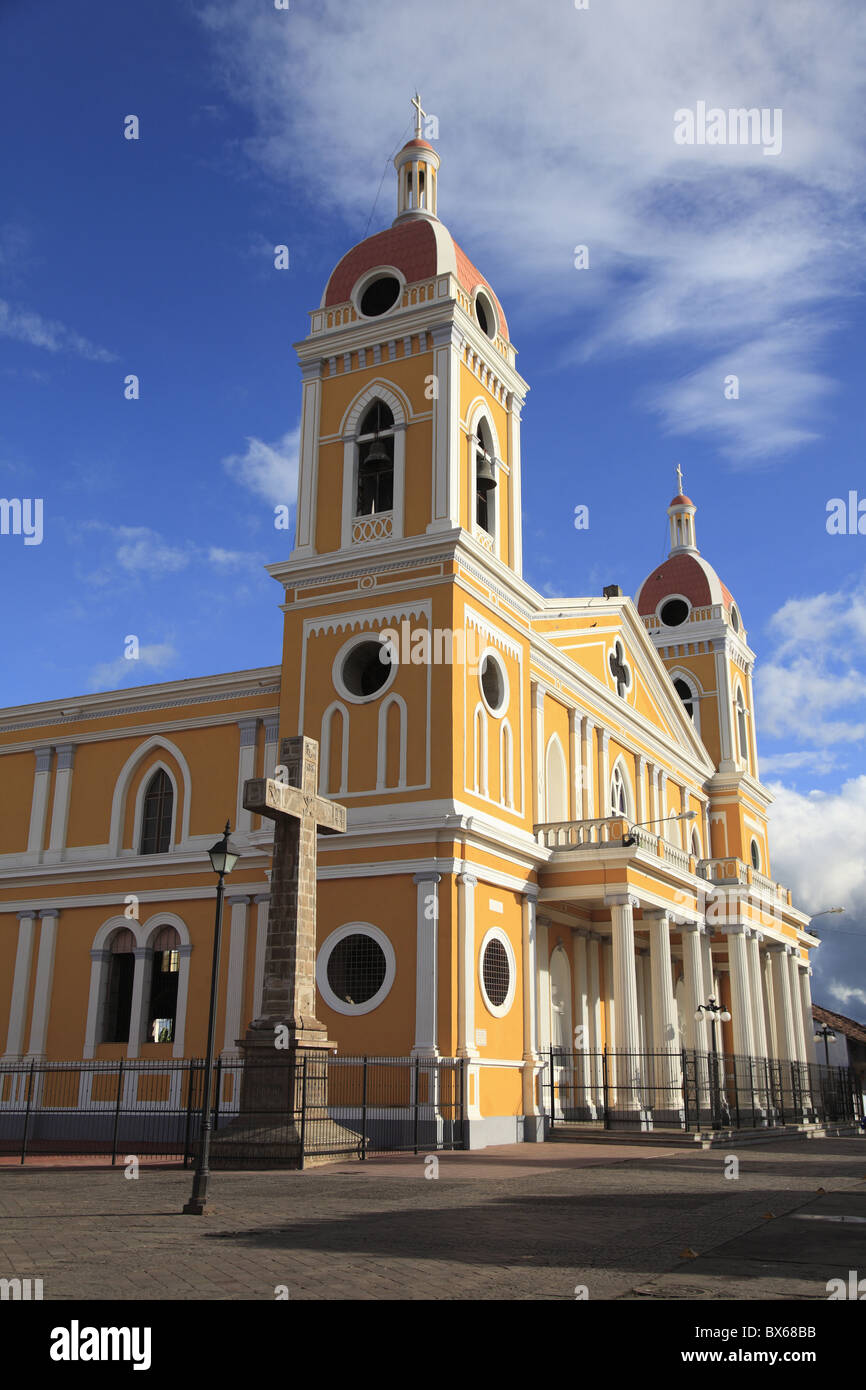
695,997,731,1129
182,821,239,1216
814,1021,837,1069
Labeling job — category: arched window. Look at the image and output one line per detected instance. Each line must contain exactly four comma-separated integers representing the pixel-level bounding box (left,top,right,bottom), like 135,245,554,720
545,736,568,821
103,928,135,1043
735,686,750,768
610,762,630,817
750,838,761,872
355,400,394,517
500,720,514,809
147,926,180,1043
474,418,496,537
140,768,173,855
474,705,488,796
674,677,694,719
691,827,701,858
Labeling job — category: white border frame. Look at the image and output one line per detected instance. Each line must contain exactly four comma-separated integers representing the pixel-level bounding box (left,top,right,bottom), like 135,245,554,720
656,593,693,629
316,922,396,1016
478,925,516,1019
332,631,399,706
473,286,498,341
478,645,509,717
351,265,406,320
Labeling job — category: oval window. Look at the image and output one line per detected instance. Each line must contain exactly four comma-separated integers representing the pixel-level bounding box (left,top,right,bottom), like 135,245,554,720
341,639,392,698
479,652,507,714
360,276,401,317
660,598,690,627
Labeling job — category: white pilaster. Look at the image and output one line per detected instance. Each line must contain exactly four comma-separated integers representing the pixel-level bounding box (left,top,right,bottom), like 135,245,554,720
599,731,610,817
531,683,545,823
263,715,280,781
582,719,595,817
172,944,193,1058
235,720,259,835
635,754,646,823
44,743,76,863
127,945,152,1058
222,895,251,1055
521,887,541,1127
26,909,59,1058
763,949,779,1058
83,948,110,1059
4,911,37,1057
682,923,709,1052
798,965,816,1064
506,391,524,574
769,946,797,1062
606,895,643,1114
26,746,53,861
747,930,769,1058
427,323,464,534
568,709,581,821
458,873,479,1058
412,873,440,1056
786,950,807,1063
291,359,322,557
723,924,755,1057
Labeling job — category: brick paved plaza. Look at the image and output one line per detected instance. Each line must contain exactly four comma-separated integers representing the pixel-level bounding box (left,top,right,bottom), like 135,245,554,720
1,1136,865,1301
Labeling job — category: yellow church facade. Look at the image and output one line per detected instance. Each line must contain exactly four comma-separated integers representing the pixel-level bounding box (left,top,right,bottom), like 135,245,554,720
0,114,820,1145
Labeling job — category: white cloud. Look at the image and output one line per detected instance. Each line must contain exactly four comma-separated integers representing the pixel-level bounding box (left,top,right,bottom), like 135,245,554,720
114,527,192,575
766,775,866,917
198,0,866,461
87,642,179,692
826,982,866,1010
222,426,299,507
0,299,116,363
758,749,838,776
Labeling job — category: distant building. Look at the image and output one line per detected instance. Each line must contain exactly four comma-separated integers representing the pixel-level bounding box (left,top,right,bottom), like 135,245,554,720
812,1004,866,1108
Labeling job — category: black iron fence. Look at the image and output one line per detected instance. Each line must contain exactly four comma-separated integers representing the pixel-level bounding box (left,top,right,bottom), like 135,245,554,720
0,1055,466,1167
544,1047,864,1132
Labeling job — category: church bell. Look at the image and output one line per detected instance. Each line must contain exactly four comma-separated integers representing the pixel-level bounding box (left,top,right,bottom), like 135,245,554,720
476,450,496,492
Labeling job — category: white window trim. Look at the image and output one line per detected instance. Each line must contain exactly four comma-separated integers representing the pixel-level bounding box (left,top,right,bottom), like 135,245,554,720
133,760,179,856
478,926,517,1019
609,756,634,820
316,923,396,1016
319,700,349,795
340,381,409,550
332,631,399,706
110,736,192,857
478,645,509,717
544,733,568,822
656,593,692,629
350,265,406,321
377,693,408,790
669,667,703,738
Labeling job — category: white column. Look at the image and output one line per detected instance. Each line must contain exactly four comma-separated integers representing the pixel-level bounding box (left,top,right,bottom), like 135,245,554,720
647,911,683,1116
747,930,769,1058
582,719,595,818
26,909,59,1058
536,913,551,1058
659,770,670,835
799,965,817,1064
599,731,610,817
171,944,193,1058
262,715,280,782
723,924,755,1058
568,709,581,821
83,948,110,1059
682,923,709,1053
769,946,797,1061
412,872,440,1057
4,911,37,1057
127,945,152,1058
636,948,651,1052
521,888,541,1129
607,895,644,1115
646,762,658,825
587,933,604,1106
292,359,322,557
235,720,259,835
252,893,270,1018
635,754,646,823
506,392,524,574
572,929,595,1116
713,640,735,765
786,950,807,1064
458,873,479,1058
222,894,251,1055
44,743,76,863
532,683,545,822
763,949,779,1058
26,746,53,861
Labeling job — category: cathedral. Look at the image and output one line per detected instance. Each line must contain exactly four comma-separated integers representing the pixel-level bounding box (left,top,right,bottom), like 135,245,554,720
0,103,819,1147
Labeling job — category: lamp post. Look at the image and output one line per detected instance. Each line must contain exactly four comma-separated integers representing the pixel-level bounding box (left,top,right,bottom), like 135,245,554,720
813,1022,836,1069
621,810,696,848
807,907,844,939
182,820,238,1216
695,997,731,1129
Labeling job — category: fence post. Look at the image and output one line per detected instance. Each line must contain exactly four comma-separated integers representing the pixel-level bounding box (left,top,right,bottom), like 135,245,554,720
602,1047,610,1130
413,1056,420,1155
213,1054,222,1134
462,1057,469,1151
681,1049,689,1130
361,1056,368,1161
20,1059,36,1165
111,1059,124,1166
298,1054,308,1170
182,1061,196,1168
733,1055,740,1129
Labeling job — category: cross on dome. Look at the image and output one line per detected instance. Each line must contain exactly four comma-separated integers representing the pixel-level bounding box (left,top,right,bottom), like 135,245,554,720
675,463,684,494
411,91,426,138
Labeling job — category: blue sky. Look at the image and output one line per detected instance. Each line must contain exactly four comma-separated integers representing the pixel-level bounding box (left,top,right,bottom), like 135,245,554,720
1,0,865,1007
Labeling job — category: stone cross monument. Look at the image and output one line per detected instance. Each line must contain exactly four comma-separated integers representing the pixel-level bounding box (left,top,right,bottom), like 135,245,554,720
211,735,350,1166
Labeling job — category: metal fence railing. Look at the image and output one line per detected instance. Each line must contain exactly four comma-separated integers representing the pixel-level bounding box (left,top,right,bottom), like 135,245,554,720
0,1055,467,1166
544,1048,864,1133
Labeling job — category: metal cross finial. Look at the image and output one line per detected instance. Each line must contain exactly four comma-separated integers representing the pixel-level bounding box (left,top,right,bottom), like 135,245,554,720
675,463,684,494
411,91,426,138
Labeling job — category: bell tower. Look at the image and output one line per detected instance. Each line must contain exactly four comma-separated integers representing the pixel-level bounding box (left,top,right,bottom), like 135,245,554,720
635,476,772,874
289,96,529,577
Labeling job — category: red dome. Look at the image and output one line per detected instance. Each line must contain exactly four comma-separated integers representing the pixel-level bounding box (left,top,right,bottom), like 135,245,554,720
670,493,694,506
322,218,508,338
636,553,736,617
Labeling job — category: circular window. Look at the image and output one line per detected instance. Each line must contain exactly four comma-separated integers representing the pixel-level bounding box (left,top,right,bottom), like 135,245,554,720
359,275,401,317
475,290,496,339
317,924,396,1016
660,598,690,627
750,839,761,871
333,635,396,703
479,928,516,1017
730,605,741,633
479,649,508,715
